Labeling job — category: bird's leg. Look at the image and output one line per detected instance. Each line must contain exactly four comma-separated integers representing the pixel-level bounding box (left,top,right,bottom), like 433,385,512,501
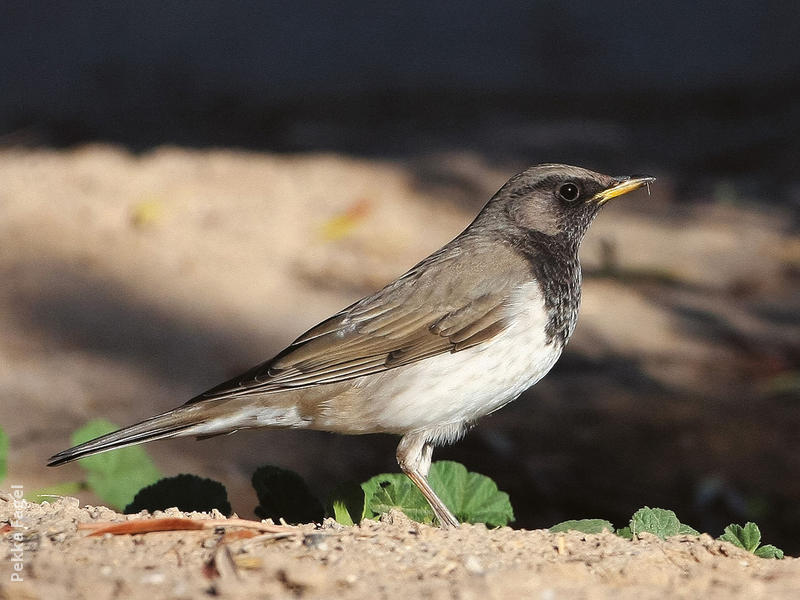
418,441,433,478
396,434,459,529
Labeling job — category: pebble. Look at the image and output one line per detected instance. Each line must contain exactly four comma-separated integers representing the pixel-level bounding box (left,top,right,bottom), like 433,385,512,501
141,572,166,585
463,555,485,575
303,533,329,551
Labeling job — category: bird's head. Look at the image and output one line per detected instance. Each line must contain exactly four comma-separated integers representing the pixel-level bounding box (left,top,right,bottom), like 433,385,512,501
481,164,654,242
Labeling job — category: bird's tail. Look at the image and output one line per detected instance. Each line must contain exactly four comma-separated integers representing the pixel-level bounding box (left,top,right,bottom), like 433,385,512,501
47,402,245,466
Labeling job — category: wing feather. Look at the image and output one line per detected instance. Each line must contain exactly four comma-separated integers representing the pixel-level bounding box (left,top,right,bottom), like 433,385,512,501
190,242,527,403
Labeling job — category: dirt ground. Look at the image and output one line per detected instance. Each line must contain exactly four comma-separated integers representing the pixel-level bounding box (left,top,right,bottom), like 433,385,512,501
1,145,799,597
3,496,800,600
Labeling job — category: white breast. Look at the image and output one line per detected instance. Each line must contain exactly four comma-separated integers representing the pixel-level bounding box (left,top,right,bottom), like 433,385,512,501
358,281,564,436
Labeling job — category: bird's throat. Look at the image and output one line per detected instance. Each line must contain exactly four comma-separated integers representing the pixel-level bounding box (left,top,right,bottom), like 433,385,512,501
512,230,582,347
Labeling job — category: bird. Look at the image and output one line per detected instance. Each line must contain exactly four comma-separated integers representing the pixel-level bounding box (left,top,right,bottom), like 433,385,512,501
48,164,654,528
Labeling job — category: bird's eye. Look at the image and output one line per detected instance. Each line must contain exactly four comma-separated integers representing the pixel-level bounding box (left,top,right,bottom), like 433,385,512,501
558,182,580,202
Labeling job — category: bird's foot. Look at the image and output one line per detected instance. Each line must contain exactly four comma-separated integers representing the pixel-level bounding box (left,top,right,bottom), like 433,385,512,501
433,505,460,529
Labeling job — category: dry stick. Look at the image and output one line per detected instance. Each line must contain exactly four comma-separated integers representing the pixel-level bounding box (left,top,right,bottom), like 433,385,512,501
78,517,297,537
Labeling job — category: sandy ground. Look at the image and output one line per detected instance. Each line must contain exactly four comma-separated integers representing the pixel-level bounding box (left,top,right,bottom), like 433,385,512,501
1,145,799,597
3,497,800,600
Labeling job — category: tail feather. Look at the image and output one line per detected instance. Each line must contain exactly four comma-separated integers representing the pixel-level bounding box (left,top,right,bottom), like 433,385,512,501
47,404,218,466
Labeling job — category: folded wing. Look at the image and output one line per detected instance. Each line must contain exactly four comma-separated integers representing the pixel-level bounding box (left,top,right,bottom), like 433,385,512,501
190,243,524,402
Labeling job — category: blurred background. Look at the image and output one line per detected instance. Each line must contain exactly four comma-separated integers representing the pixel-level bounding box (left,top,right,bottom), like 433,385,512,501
2,2,799,550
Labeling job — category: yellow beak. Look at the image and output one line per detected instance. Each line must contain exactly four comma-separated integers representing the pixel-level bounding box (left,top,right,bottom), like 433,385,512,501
593,175,656,205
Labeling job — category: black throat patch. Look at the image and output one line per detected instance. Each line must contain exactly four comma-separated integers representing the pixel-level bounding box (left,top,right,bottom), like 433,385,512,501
508,229,583,347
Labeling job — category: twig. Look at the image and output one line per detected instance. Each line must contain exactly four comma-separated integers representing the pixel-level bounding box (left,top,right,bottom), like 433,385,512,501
78,517,296,537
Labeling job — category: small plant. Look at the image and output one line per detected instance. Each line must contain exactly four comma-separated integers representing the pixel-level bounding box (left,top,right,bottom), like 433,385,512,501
125,474,232,516
720,522,784,559
251,465,324,524
328,481,371,526
330,461,514,527
245,461,513,527
366,474,437,524
549,508,784,559
549,519,614,534
551,507,697,540
629,507,699,539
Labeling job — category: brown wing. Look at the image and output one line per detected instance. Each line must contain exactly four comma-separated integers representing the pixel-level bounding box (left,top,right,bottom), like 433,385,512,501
191,243,523,402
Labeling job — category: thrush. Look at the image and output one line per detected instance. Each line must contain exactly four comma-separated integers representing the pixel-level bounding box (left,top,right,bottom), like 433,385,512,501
48,164,654,528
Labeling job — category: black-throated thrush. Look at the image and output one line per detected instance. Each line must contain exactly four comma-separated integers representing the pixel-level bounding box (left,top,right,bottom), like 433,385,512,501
49,164,654,528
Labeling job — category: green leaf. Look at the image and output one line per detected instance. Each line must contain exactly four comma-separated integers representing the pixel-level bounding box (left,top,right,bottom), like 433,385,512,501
124,474,231,516
630,507,689,539
364,461,514,527
720,522,784,559
754,545,785,560
359,476,382,520
367,473,434,524
549,519,615,534
72,419,161,510
327,481,369,526
330,499,354,526
616,526,632,540
251,465,324,524
429,461,514,527
720,522,761,552
27,481,85,503
0,427,7,485
678,523,700,536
